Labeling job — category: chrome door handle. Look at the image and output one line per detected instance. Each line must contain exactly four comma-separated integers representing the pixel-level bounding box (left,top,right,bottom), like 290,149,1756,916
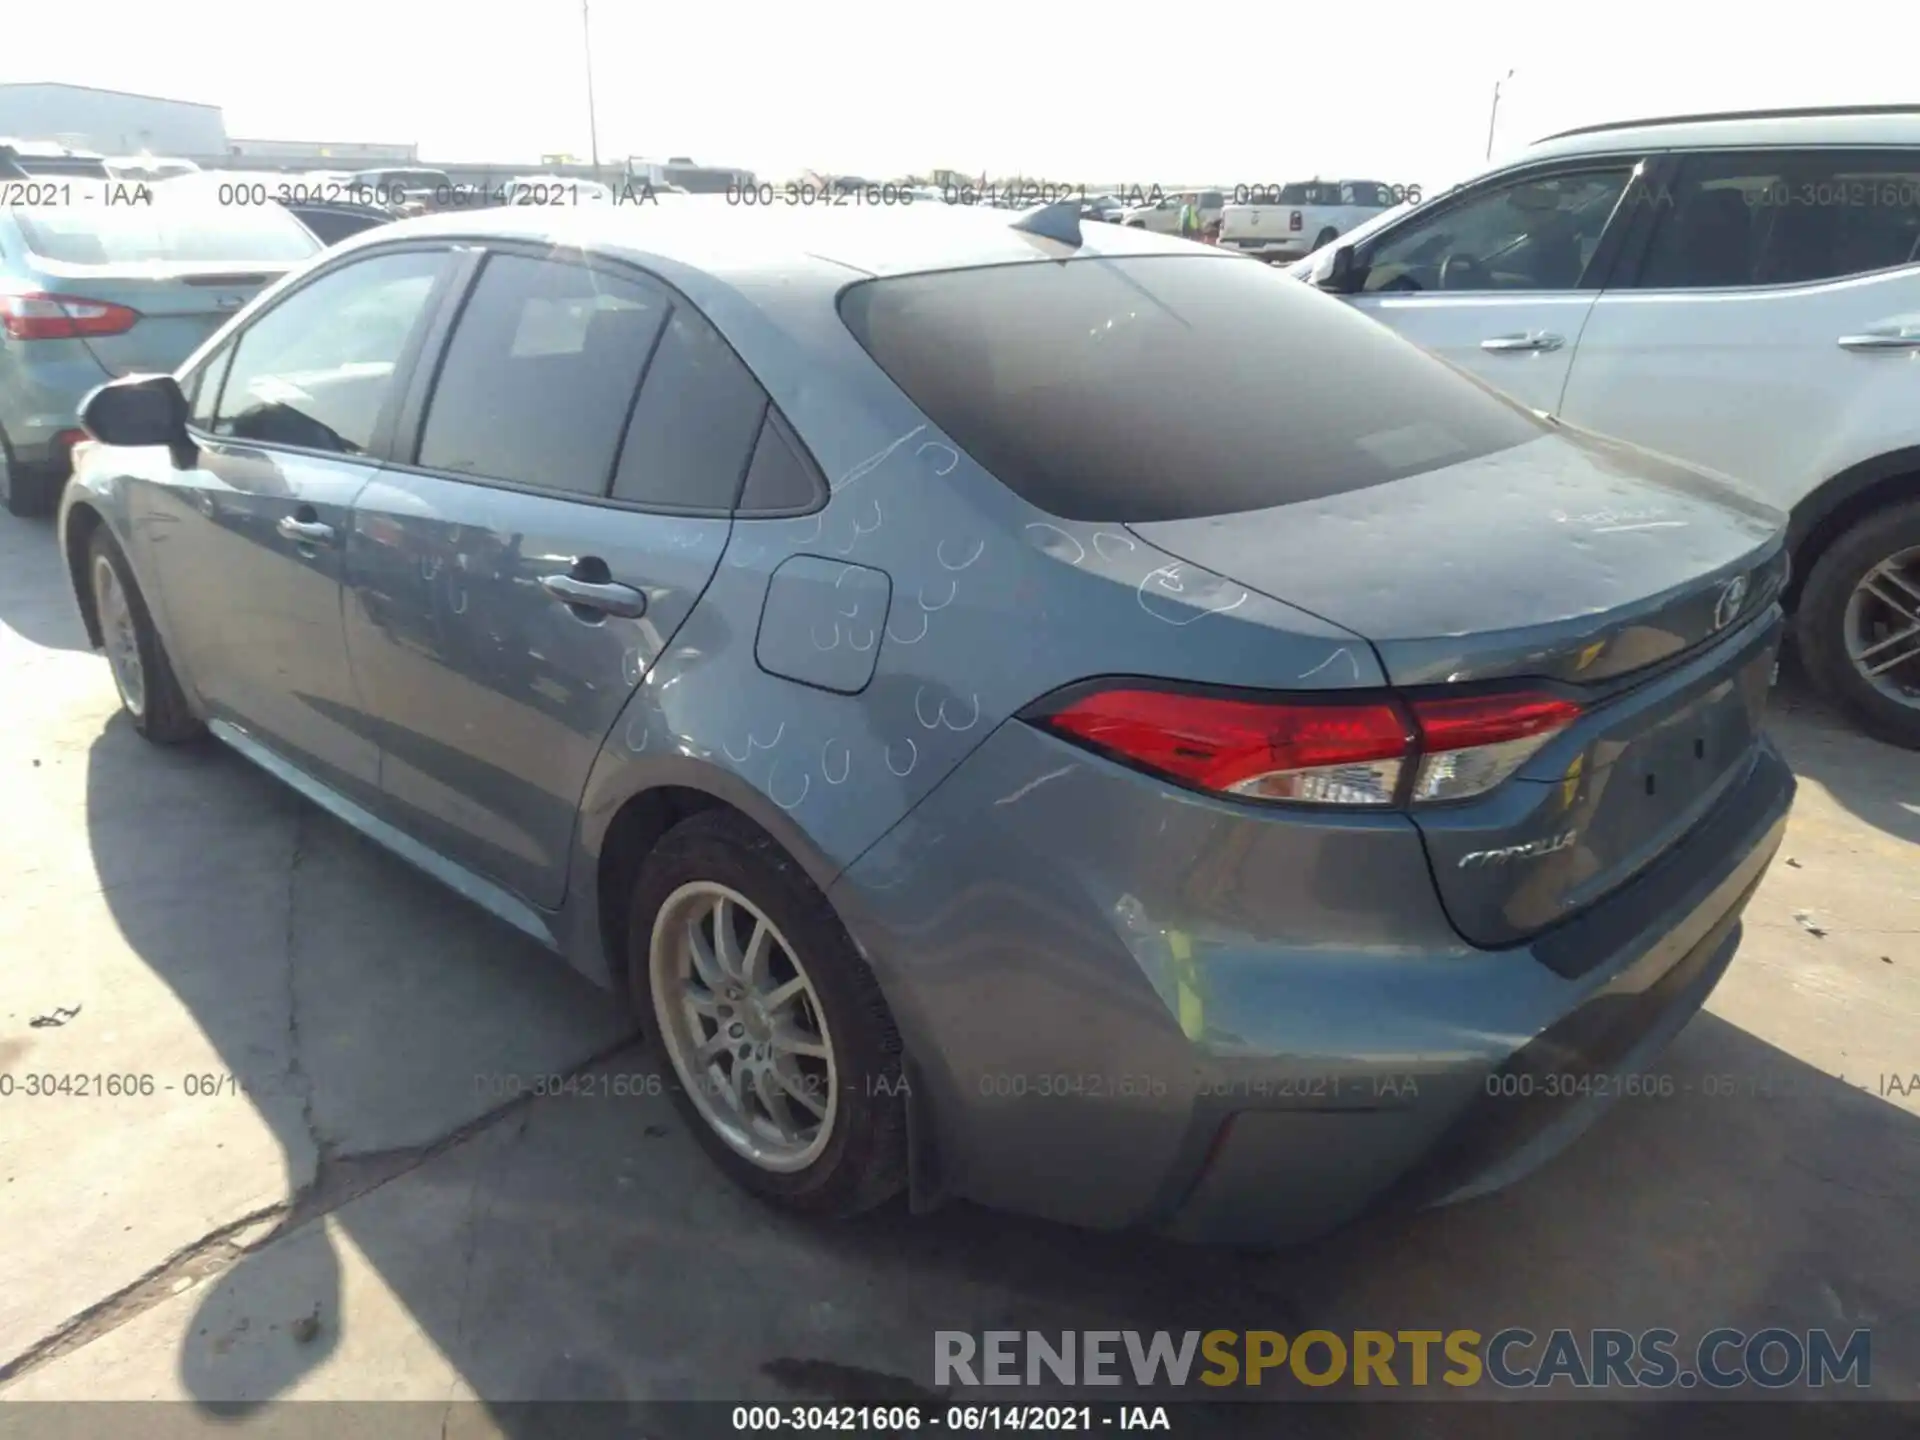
276,516,335,544
540,574,648,618
1838,331,1920,351
1481,331,1565,353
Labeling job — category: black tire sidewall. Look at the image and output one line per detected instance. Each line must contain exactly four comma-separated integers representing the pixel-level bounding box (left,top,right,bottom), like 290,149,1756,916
627,811,907,1215
1795,501,1920,748
88,529,195,742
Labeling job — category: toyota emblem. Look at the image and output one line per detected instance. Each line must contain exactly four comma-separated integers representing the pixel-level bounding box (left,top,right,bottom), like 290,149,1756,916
1714,574,1750,631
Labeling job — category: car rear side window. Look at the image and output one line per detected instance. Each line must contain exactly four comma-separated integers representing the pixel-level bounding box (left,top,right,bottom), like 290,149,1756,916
735,412,825,515
838,255,1544,523
609,303,768,510
1629,148,1920,289
416,254,668,495
214,248,447,455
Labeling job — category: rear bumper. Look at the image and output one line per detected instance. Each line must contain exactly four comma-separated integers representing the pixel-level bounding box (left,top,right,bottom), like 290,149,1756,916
1220,237,1308,259
832,723,1793,1245
0,343,108,466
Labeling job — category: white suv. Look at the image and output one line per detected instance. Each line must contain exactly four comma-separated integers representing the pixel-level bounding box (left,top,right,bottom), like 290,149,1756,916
1294,105,1920,748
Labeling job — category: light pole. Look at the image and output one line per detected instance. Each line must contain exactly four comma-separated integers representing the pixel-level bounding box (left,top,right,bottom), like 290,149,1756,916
581,0,602,174
1485,69,1515,161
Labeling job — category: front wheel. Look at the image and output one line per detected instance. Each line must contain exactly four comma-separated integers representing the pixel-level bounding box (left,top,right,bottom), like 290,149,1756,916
1795,500,1920,749
88,530,203,743
631,809,908,1216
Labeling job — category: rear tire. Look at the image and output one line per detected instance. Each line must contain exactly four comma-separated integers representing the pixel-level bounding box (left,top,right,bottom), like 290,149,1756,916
87,530,204,744
629,809,908,1217
1795,500,1920,749
0,439,57,519
1314,226,1339,250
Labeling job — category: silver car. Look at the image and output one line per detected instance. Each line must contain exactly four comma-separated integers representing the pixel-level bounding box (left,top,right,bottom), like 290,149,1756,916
1,182,320,514
60,202,1793,1243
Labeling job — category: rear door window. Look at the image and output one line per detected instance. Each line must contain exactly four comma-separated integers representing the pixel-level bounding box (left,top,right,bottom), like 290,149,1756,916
1627,148,1920,289
839,254,1544,522
415,253,669,495
609,304,768,511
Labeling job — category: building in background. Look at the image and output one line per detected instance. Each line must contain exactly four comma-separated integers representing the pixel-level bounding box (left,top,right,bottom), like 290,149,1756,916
0,81,227,156
225,137,418,164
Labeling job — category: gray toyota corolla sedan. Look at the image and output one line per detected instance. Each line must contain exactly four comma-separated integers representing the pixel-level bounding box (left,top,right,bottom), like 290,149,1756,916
59,200,1795,1244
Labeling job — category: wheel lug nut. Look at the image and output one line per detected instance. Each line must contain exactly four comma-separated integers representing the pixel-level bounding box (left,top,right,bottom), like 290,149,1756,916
729,1023,745,1038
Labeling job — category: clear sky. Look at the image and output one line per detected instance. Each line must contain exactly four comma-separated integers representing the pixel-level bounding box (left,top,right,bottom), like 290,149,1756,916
9,1,1916,185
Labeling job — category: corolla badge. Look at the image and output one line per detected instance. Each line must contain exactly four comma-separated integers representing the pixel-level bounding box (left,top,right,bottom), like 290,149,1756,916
1457,830,1577,869
1713,574,1750,632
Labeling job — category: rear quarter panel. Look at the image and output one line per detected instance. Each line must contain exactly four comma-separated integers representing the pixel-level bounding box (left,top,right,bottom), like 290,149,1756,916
569,256,1378,931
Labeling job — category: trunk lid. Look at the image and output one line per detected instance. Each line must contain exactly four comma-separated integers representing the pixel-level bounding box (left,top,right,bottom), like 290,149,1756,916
1128,426,1789,947
39,263,290,375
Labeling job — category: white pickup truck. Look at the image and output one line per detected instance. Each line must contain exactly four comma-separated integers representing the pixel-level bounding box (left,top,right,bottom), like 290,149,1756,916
1217,179,1410,262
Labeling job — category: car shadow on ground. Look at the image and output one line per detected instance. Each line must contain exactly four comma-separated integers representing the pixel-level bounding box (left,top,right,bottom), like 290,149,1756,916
67,711,1920,1436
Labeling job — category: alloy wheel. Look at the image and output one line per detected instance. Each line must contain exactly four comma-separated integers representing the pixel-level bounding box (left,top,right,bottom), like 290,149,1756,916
649,880,838,1172
1844,544,1920,710
92,554,147,718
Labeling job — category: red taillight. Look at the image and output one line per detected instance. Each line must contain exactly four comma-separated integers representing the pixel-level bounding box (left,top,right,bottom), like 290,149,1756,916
1034,685,1583,808
1406,692,1583,804
0,292,141,341
1289,210,1303,231
1039,688,1413,806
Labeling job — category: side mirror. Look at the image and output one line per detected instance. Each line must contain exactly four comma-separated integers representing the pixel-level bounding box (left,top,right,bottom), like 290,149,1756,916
1312,244,1357,293
80,373,193,465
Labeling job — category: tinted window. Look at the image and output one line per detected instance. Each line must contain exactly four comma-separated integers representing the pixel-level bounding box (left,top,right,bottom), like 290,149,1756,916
736,414,824,514
214,249,446,454
1277,184,1312,204
610,304,767,510
839,255,1544,523
1359,167,1632,293
417,254,667,494
13,196,321,266
1632,149,1920,289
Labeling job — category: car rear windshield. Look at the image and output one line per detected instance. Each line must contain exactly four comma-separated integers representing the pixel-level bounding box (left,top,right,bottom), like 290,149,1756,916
13,200,321,266
837,254,1544,522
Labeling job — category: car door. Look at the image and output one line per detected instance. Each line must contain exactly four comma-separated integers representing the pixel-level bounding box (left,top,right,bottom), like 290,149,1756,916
343,248,769,906
1341,158,1647,413
136,245,457,800
1559,146,1920,513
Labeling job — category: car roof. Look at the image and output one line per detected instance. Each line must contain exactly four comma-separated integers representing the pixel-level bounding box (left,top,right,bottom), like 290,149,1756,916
1523,106,1920,163
337,197,1204,281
